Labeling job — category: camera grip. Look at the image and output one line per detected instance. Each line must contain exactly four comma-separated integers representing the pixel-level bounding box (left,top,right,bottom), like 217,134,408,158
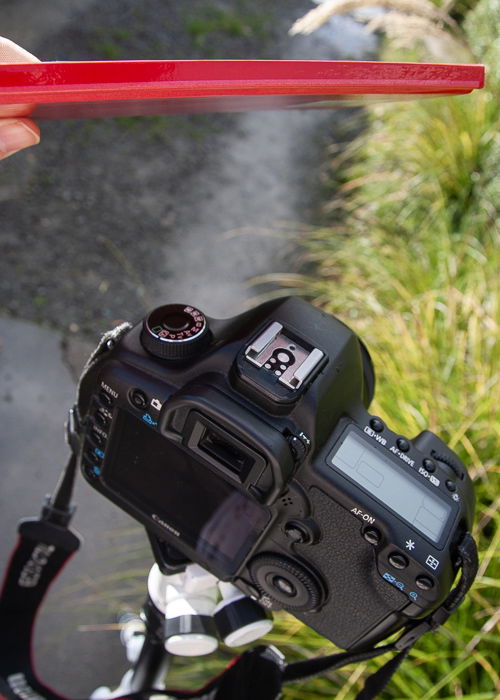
293,489,407,650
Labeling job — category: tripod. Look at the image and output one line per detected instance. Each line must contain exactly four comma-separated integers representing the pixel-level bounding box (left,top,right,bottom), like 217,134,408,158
91,534,274,697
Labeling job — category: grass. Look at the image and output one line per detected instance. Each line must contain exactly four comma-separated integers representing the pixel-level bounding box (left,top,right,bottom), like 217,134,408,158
252,0,499,696
89,27,134,60
254,229,499,696
183,1,271,49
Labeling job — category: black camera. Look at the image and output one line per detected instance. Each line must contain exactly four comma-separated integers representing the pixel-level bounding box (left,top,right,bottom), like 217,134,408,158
76,297,475,651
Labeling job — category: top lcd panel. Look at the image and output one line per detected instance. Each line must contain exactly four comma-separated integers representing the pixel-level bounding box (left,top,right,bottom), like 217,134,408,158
0,60,484,119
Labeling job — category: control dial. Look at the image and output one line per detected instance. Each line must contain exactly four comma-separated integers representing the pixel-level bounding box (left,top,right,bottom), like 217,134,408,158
249,554,323,612
141,304,210,360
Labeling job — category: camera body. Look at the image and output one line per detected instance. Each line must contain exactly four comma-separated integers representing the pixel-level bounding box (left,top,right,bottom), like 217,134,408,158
76,297,475,650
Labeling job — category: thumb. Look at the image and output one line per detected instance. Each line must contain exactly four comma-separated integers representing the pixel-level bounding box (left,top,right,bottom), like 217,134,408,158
0,37,41,159
0,36,40,63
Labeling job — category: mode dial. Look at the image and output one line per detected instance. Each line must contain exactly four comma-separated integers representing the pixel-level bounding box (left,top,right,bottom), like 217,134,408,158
141,304,210,360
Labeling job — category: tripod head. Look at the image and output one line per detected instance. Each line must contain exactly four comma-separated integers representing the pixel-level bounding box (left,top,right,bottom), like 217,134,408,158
145,532,273,657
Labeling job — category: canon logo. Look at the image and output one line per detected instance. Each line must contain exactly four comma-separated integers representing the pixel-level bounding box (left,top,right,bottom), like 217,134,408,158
152,513,180,537
8,673,46,700
18,543,56,588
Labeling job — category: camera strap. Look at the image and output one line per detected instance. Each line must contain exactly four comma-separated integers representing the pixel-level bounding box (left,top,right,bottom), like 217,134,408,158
0,504,82,700
0,510,283,700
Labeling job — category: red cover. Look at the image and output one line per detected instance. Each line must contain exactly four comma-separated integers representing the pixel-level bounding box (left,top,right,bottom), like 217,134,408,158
0,60,485,119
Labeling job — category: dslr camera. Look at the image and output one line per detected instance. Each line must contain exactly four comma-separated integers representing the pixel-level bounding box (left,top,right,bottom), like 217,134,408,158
76,297,475,650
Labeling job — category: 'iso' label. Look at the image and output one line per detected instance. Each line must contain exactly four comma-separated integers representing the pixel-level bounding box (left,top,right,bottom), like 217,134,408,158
419,466,440,487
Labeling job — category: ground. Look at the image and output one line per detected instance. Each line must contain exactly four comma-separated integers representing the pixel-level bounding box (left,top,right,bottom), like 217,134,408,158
0,1,375,694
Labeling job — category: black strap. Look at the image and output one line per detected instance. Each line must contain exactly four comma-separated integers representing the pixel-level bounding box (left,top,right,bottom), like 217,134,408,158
0,507,282,700
164,645,284,700
0,517,81,700
353,648,410,700
282,644,395,684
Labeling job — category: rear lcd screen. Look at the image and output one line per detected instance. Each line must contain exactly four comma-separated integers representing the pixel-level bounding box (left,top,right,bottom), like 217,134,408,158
328,429,452,544
103,410,270,575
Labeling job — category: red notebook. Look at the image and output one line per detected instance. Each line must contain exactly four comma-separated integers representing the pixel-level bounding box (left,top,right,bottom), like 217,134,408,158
0,60,485,119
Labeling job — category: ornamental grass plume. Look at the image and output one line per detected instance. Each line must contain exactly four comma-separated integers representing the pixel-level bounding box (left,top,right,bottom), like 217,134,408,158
289,0,471,60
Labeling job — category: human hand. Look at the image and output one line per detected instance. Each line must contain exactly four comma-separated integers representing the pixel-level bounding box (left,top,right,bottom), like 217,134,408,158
0,37,40,160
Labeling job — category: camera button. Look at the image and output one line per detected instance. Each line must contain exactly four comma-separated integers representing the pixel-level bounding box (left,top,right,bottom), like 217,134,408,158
90,428,105,447
287,434,308,462
249,554,323,612
272,576,296,598
389,552,409,570
423,458,436,473
85,448,102,465
369,418,384,432
94,409,109,428
445,480,457,492
98,390,113,408
284,522,310,544
130,389,148,409
396,438,410,452
363,527,382,546
416,575,434,591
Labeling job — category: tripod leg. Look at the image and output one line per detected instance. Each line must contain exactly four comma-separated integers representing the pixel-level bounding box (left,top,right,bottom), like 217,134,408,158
127,598,171,692
91,600,170,698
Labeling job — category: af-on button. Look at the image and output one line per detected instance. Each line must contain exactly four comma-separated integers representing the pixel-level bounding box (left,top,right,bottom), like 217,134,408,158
363,527,382,546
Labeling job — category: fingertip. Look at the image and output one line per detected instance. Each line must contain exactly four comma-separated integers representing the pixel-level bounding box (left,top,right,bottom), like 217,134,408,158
0,118,41,159
21,118,41,141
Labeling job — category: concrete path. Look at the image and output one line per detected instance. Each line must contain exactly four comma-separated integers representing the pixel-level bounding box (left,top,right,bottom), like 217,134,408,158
0,317,143,695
